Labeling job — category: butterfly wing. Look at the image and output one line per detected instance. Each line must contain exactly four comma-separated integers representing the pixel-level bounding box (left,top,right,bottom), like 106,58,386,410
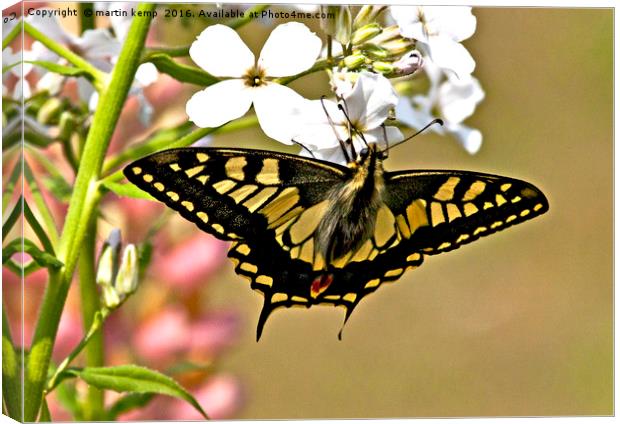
382,170,549,255
124,147,348,242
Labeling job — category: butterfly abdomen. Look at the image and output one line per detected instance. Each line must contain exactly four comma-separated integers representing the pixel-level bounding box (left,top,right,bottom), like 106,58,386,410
315,154,386,263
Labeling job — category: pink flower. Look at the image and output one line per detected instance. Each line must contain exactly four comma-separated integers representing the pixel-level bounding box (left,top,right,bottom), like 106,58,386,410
134,307,191,363
153,233,228,291
187,310,241,359
170,374,244,419
52,307,83,361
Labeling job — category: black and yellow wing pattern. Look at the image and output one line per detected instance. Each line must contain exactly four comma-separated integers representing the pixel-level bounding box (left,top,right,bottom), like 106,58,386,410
124,147,548,339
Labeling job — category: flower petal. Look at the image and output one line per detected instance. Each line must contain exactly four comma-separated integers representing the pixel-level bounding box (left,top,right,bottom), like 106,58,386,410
365,125,404,146
447,124,482,154
135,62,159,87
258,22,322,77
77,29,122,59
390,6,427,42
189,24,254,77
431,6,476,42
293,99,347,150
186,79,253,128
425,36,475,79
345,72,398,130
300,144,348,165
438,76,485,124
252,82,308,144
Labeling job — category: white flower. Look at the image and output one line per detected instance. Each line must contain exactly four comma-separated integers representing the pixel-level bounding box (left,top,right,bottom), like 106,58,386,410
390,6,477,79
396,61,485,154
292,72,404,164
185,23,322,143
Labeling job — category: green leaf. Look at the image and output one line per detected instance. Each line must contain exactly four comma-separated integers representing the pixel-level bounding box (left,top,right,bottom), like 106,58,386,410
24,199,55,254
148,53,218,86
54,379,82,420
42,175,73,202
26,60,90,78
2,19,22,50
24,159,59,247
67,365,209,419
106,393,155,420
2,157,22,215
39,398,52,421
3,61,20,74
2,196,22,242
101,180,155,200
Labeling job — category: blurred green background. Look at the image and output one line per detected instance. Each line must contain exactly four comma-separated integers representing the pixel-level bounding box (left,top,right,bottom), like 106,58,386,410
201,7,612,418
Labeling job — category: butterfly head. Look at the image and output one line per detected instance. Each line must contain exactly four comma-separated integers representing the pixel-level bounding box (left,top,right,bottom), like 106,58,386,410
353,143,388,169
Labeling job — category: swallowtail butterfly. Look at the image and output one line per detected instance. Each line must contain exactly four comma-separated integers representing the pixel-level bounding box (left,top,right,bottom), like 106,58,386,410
124,143,548,340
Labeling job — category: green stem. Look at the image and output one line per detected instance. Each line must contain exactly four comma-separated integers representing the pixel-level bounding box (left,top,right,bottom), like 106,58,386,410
2,20,22,50
23,22,106,91
142,45,190,61
46,309,108,394
275,57,340,85
78,217,104,420
2,306,22,421
80,3,95,33
23,5,156,420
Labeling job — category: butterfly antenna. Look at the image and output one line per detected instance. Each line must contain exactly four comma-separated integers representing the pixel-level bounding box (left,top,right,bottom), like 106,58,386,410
321,96,351,163
381,124,390,158
386,118,444,152
337,101,371,156
292,138,316,158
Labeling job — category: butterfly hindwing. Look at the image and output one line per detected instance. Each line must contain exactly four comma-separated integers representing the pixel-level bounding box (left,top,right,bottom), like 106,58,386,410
124,147,347,242
228,235,425,340
383,170,549,254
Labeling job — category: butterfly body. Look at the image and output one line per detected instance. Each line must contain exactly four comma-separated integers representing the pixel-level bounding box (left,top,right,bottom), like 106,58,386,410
124,146,548,340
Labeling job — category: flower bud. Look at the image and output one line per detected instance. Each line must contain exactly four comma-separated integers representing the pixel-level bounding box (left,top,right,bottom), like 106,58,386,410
321,6,352,45
372,61,395,75
370,25,402,44
96,243,116,288
343,53,367,70
37,97,64,124
391,51,424,77
58,111,76,142
382,38,416,58
353,5,387,29
358,44,389,60
115,244,139,296
351,23,382,45
102,283,121,309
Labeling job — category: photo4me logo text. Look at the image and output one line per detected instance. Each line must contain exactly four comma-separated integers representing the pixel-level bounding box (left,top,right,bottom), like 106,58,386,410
25,6,335,21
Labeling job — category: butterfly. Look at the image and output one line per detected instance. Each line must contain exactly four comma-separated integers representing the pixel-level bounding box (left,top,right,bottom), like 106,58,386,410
124,143,548,340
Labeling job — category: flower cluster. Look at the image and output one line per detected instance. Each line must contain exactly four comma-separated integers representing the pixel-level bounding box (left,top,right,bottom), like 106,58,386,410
186,5,485,162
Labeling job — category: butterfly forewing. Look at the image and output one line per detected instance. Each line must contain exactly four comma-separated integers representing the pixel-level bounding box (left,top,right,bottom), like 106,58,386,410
384,170,549,254
124,148,347,242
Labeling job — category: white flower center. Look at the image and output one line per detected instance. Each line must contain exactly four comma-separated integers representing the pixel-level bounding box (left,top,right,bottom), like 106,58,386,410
243,66,267,88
